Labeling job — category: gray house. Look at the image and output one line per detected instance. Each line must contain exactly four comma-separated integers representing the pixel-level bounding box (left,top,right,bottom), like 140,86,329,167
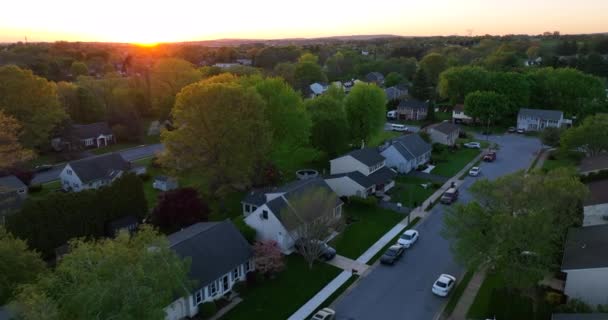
59,153,145,192
425,121,460,146
517,108,569,132
385,85,408,101
380,134,432,173
164,220,254,320
53,122,115,150
396,99,429,121
365,72,385,86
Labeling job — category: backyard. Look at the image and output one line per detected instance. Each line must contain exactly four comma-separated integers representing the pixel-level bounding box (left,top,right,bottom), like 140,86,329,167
220,256,341,320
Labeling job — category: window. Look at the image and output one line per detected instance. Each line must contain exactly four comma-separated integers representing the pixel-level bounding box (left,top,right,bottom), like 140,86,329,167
261,210,268,220
194,289,203,305
245,204,251,212
209,281,218,297
67,169,72,175
232,267,241,281
245,260,252,272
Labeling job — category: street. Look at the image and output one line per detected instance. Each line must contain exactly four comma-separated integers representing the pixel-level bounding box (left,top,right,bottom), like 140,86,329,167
333,134,541,320
30,144,164,185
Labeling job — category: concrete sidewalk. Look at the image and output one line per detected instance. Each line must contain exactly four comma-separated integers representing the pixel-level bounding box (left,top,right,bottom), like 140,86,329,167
445,268,487,320
287,271,353,320
327,255,369,274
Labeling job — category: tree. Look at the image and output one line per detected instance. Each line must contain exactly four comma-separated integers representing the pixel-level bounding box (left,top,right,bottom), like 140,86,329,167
344,83,386,144
526,46,540,60
540,127,562,147
69,61,88,78
294,56,327,92
11,226,191,320
484,44,519,70
384,72,404,87
253,240,285,277
464,91,509,128
150,58,202,119
283,187,343,268
419,53,447,85
273,62,296,87
438,66,490,105
152,188,209,234
160,76,271,196
442,169,588,288
0,227,46,305
411,68,432,100
0,65,67,148
306,95,350,157
561,114,608,157
0,111,34,171
56,81,105,123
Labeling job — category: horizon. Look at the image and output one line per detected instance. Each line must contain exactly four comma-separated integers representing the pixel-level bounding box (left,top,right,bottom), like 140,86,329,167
2,0,608,44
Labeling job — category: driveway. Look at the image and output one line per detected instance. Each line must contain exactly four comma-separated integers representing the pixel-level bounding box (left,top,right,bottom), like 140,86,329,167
30,144,164,185
333,134,541,320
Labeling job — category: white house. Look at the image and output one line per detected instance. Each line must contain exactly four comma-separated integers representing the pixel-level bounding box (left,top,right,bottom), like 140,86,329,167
517,108,569,132
59,153,145,192
309,82,328,97
153,176,179,192
561,224,608,306
325,171,375,199
164,221,254,320
328,148,396,197
380,134,432,174
241,178,343,253
452,104,473,124
425,121,461,146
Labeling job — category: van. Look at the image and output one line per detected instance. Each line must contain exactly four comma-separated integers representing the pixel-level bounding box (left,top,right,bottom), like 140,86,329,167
387,110,397,119
440,187,459,204
390,124,408,132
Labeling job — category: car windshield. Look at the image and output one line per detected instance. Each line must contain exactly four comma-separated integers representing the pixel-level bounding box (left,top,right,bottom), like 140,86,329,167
385,249,397,256
401,234,412,240
435,281,447,288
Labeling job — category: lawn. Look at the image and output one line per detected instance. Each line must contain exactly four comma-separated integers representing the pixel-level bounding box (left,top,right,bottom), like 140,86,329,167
330,203,404,259
466,271,505,318
432,148,481,177
390,176,438,208
542,150,583,172
221,256,341,320
28,180,62,200
368,130,402,147
90,143,141,155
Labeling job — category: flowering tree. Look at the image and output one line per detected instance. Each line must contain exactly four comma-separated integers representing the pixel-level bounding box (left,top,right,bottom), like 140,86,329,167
253,240,285,277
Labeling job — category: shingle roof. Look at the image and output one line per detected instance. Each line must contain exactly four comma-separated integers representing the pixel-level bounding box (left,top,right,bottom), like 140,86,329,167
579,154,608,173
429,121,460,135
71,122,113,140
552,314,608,320
385,87,407,101
0,175,26,192
346,148,385,167
562,224,608,270
398,98,429,110
518,108,563,121
327,171,374,189
67,153,131,184
168,220,252,289
388,134,432,160
366,72,384,82
367,166,397,186
453,104,465,112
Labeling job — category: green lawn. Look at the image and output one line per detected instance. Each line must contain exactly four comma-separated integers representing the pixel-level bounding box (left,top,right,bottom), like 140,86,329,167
467,271,505,318
443,267,477,317
28,180,62,200
542,150,583,172
435,111,452,122
391,176,438,208
368,130,402,147
221,256,341,320
330,203,404,259
90,143,141,155
432,148,481,177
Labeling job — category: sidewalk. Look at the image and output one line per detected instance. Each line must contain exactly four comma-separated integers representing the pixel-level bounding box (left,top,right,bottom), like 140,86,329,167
327,254,369,274
287,271,352,320
446,268,487,320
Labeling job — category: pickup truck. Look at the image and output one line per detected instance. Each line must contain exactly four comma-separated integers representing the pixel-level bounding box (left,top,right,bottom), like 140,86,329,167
483,151,497,162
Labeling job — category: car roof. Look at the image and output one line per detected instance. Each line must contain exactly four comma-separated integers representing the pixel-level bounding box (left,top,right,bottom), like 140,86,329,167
471,166,480,170
389,244,402,250
438,274,455,282
446,187,457,192
403,229,417,235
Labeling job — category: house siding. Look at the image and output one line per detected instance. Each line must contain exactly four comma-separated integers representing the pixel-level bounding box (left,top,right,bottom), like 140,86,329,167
381,146,413,173
330,155,372,176
244,204,295,253
517,114,564,131
563,267,608,306
59,164,85,192
429,129,458,146
324,176,373,198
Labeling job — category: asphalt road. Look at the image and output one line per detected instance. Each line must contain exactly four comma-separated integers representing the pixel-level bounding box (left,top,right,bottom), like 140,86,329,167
333,134,541,320
30,144,164,185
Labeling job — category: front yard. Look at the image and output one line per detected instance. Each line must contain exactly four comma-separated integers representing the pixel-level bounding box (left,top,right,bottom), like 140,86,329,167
432,147,482,177
391,176,439,208
221,256,341,320
542,150,583,172
330,202,404,259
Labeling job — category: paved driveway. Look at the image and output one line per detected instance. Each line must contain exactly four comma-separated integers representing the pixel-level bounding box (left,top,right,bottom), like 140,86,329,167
333,134,541,320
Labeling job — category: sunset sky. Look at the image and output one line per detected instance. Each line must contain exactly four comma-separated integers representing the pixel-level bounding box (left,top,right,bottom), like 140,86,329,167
1,0,607,44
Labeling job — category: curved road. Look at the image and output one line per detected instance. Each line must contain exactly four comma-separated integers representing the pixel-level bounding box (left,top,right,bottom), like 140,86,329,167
333,134,541,320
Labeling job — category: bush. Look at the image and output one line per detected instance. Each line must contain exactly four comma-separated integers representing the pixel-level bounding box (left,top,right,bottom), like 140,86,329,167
432,143,447,153
246,270,259,286
138,173,151,181
235,216,257,244
28,184,43,193
232,281,247,295
199,302,217,318
348,196,378,207
431,182,442,189
555,298,594,313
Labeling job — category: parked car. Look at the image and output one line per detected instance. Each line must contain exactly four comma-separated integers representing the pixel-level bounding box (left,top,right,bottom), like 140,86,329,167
483,151,497,162
517,128,525,134
34,164,53,172
386,110,397,119
508,127,516,133
397,229,419,248
391,123,408,132
440,187,459,204
468,166,481,177
295,240,337,261
311,308,336,320
380,244,405,265
432,274,456,297
463,142,481,149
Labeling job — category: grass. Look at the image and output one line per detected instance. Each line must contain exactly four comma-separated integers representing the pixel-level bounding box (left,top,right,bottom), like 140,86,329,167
435,111,452,122
542,150,583,172
220,256,341,320
466,271,505,318
442,267,477,317
368,130,402,147
28,180,62,200
390,177,438,208
330,203,404,259
368,216,421,264
89,143,141,155
432,148,481,177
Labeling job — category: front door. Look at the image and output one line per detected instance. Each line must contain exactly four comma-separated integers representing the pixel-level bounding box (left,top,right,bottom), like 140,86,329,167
222,275,229,293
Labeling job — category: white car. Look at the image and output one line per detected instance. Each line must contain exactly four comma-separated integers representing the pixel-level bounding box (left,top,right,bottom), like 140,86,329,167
463,142,481,149
397,229,419,248
468,166,481,177
432,274,456,297
311,308,335,320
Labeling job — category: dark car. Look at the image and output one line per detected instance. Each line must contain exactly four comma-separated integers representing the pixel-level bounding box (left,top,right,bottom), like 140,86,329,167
483,151,497,162
440,187,459,205
295,240,337,261
380,244,405,265
508,127,516,133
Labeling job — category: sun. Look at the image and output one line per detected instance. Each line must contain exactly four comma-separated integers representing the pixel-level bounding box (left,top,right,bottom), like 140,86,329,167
134,42,159,48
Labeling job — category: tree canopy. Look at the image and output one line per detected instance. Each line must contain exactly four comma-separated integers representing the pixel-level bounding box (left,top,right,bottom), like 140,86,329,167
560,113,608,157
152,187,210,234
306,94,350,157
344,83,386,144
150,58,202,119
0,111,35,171
464,91,510,125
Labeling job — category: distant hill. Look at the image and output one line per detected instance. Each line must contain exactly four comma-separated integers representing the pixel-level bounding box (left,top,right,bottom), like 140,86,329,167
182,34,404,46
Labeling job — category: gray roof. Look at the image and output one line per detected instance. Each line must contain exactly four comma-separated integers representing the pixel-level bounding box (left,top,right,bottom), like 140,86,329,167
388,134,432,160
579,154,608,173
518,108,563,121
0,175,26,192
169,220,252,289
398,98,428,110
562,224,608,270
327,171,374,189
366,72,384,82
71,122,113,140
385,86,407,101
345,148,385,167
429,121,460,135
367,166,397,186
552,314,608,320
67,153,131,184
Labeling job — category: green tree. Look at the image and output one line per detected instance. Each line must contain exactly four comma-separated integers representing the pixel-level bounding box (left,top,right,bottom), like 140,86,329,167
69,61,88,78
0,65,67,148
484,44,519,71
0,111,35,171
540,127,562,147
11,226,191,320
464,91,509,127
294,54,327,91
0,226,46,305
344,83,386,144
438,66,490,104
487,72,530,116
150,58,202,119
273,62,297,87
411,68,432,100
306,95,350,157
161,76,271,195
561,114,608,157
419,53,447,85
384,72,404,87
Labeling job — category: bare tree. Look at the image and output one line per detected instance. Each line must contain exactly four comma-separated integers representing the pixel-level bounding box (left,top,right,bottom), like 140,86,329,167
282,186,343,269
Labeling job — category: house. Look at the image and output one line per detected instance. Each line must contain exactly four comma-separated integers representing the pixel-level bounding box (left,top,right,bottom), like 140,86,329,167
164,221,254,320
327,148,396,197
309,82,328,97
235,58,252,66
380,134,432,174
396,98,429,121
365,72,385,86
517,108,570,132
241,178,343,253
213,63,240,68
153,176,179,192
425,121,461,146
561,224,608,306
583,178,608,227
385,85,408,101
0,175,28,223
59,153,145,192
524,57,543,67
69,122,115,149
0,175,27,198
452,104,473,124
579,154,608,176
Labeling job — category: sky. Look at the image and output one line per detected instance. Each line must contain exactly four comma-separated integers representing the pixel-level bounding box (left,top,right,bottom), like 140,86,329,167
1,0,607,44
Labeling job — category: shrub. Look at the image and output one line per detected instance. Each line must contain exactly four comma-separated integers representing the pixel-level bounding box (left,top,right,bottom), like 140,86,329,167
232,281,247,295
234,216,257,244
555,298,594,313
246,270,259,286
138,173,151,181
431,182,442,189
28,184,43,193
348,196,378,207
199,302,217,318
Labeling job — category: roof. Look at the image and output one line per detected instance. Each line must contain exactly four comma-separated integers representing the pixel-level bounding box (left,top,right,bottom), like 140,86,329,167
0,192,23,214
562,224,608,270
579,154,608,173
429,121,460,135
66,153,131,184
344,148,385,167
552,314,608,320
0,175,26,192
518,108,563,121
387,134,432,160
168,220,252,289
71,122,113,140
453,104,465,112
327,171,374,189
586,180,608,206
397,99,429,110
366,72,384,82
385,86,407,101
310,82,328,95
367,166,397,186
